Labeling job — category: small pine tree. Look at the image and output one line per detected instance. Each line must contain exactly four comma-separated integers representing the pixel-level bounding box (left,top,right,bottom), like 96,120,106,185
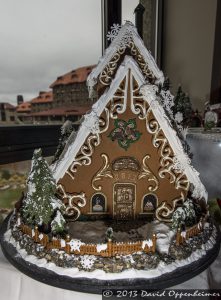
105,227,114,241
183,198,196,227
172,198,197,230
52,120,75,163
162,77,171,91
173,86,192,126
51,210,66,234
171,207,186,231
22,149,61,228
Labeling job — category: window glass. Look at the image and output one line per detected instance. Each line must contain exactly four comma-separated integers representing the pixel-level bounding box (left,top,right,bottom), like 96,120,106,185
122,0,139,24
0,0,102,223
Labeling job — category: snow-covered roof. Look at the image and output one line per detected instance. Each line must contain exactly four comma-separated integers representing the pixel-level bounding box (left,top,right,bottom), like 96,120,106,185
52,55,207,201
87,21,164,91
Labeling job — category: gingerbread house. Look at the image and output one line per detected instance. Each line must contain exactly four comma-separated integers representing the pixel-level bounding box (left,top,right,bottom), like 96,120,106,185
52,22,207,223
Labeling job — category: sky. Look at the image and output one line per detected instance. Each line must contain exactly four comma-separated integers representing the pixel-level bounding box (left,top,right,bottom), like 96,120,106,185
0,0,138,105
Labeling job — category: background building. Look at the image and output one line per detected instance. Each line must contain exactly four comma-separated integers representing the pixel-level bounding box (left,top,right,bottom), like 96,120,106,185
0,103,16,123
50,65,95,107
0,65,94,125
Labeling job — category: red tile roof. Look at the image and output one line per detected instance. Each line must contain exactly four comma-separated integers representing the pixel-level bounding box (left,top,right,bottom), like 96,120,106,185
50,65,95,88
30,106,91,117
31,91,53,104
16,102,31,113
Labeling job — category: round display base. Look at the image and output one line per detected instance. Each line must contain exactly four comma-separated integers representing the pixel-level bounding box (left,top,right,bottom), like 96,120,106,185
0,214,220,294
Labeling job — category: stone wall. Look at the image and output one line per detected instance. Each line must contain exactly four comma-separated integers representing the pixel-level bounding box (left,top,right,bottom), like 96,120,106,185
31,102,53,113
53,82,90,107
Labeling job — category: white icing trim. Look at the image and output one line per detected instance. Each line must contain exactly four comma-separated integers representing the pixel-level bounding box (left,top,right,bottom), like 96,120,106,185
87,21,164,90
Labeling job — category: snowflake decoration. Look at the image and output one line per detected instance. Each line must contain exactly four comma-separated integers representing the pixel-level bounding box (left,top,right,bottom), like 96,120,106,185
118,28,133,48
175,112,183,124
108,118,142,150
83,110,100,134
69,239,85,252
160,90,174,117
107,24,121,41
80,255,96,270
106,23,133,49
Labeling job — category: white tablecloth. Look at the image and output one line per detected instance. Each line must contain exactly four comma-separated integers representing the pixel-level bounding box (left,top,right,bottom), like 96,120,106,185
0,247,220,300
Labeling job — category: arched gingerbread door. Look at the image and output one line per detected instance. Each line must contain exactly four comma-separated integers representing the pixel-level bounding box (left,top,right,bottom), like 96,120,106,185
113,183,136,220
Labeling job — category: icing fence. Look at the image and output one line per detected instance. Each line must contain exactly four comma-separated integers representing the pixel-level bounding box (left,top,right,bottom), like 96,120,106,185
18,221,157,257
17,216,207,257
175,217,207,246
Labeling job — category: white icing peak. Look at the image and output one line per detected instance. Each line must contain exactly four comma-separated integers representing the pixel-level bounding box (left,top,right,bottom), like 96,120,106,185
87,21,164,93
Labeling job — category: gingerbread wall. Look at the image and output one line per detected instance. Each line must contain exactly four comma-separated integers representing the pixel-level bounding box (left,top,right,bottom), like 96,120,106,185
57,71,189,221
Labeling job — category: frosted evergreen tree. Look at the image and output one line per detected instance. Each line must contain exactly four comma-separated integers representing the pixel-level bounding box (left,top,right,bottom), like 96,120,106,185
162,77,171,91
22,149,65,229
105,227,114,241
172,199,196,230
173,86,192,127
171,207,186,231
52,120,75,163
183,198,196,227
51,210,66,234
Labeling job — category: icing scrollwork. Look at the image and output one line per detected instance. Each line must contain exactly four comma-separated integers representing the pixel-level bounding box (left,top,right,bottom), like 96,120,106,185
109,76,127,119
66,109,110,181
99,41,155,88
57,184,87,221
174,172,189,191
155,192,185,222
99,48,125,86
138,155,159,192
99,108,110,133
92,154,113,191
147,118,176,184
67,134,100,180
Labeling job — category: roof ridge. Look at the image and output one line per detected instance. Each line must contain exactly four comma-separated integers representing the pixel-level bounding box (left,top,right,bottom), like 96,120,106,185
87,21,164,96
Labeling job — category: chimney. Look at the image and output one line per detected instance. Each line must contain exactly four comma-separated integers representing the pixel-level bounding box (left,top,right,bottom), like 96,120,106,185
134,3,145,39
17,95,24,105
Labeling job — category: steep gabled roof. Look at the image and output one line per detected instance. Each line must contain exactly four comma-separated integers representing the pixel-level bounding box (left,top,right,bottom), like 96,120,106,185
87,21,164,93
52,55,207,201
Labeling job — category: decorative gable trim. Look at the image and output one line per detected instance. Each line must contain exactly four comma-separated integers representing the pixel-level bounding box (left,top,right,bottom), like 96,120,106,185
140,85,207,201
87,21,164,96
